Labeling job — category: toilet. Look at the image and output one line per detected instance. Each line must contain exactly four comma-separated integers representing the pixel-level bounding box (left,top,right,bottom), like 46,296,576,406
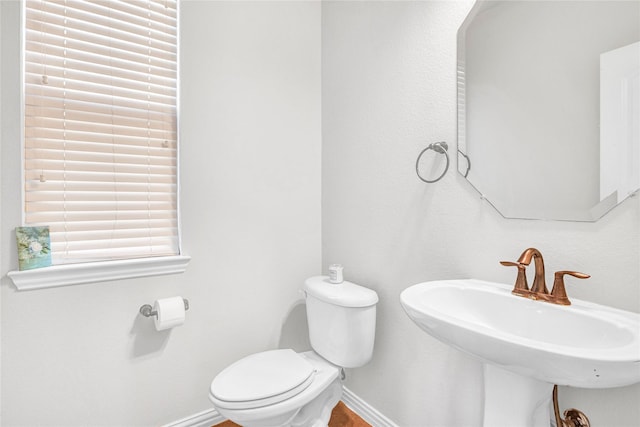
209,275,379,427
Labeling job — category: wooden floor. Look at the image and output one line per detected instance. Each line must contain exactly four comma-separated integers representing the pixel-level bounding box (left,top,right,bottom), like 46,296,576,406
213,401,371,427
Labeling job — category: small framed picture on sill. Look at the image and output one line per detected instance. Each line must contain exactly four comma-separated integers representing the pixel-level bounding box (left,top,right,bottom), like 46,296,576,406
16,226,52,271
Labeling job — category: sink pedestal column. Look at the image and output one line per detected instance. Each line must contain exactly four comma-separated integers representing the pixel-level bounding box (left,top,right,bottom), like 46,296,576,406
483,364,554,427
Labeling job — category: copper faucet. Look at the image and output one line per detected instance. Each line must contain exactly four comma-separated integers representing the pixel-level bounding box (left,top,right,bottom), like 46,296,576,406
500,248,590,305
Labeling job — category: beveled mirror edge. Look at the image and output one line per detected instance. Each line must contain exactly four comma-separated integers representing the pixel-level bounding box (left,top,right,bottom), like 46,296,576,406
455,0,475,179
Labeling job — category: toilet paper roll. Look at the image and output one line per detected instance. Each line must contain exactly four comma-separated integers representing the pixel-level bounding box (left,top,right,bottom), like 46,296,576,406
153,296,186,331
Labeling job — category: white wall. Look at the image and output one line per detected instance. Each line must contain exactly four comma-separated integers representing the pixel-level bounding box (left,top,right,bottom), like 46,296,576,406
2,1,639,426
0,1,321,425
0,3,3,425
322,1,640,426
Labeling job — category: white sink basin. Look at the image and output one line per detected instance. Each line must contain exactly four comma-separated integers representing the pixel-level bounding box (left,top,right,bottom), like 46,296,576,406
400,279,640,388
401,279,640,426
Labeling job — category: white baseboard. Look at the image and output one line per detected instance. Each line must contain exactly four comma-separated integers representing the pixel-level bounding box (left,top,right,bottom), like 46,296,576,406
165,386,398,427
342,386,399,427
162,407,224,427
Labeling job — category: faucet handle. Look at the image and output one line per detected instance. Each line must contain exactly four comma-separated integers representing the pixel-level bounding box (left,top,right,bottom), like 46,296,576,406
500,261,529,295
551,271,590,305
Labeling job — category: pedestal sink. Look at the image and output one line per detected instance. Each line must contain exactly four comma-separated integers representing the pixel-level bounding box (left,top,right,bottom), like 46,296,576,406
400,279,640,427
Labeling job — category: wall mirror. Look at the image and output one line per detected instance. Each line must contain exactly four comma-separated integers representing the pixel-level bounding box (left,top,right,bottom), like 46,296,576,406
457,0,639,221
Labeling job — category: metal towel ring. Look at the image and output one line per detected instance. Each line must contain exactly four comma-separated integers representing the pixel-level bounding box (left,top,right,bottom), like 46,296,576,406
416,141,449,183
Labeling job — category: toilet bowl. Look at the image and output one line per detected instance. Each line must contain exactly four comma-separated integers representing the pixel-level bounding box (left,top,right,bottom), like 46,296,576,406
209,276,378,427
210,350,342,427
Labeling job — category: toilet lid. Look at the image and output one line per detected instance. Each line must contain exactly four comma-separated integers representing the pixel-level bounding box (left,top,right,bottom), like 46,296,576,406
210,349,316,409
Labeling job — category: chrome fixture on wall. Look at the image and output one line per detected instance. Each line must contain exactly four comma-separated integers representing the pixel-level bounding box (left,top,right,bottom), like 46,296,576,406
415,141,449,183
139,298,190,318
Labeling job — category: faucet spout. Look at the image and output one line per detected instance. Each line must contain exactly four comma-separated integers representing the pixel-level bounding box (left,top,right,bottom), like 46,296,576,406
501,248,589,305
516,248,548,295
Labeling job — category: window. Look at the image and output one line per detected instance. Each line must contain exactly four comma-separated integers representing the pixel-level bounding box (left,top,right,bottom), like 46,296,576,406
23,0,179,266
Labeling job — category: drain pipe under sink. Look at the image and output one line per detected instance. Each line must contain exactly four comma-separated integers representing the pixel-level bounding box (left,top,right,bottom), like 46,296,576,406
553,385,590,427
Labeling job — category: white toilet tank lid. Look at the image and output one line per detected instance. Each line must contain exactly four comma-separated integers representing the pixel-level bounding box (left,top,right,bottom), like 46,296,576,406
304,276,379,308
210,349,315,405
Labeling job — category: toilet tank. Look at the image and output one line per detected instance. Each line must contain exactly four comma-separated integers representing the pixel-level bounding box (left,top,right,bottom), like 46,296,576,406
303,276,378,368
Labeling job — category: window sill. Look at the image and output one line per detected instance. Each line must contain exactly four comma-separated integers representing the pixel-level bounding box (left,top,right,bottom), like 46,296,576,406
7,255,191,291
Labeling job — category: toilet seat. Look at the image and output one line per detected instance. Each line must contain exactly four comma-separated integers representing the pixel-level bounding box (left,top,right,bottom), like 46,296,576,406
210,349,317,410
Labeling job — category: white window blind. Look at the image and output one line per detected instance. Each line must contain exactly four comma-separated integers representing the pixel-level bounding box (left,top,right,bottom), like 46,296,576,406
24,0,179,264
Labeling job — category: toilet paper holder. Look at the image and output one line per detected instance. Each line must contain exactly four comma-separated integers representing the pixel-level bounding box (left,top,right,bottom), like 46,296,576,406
139,298,189,318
